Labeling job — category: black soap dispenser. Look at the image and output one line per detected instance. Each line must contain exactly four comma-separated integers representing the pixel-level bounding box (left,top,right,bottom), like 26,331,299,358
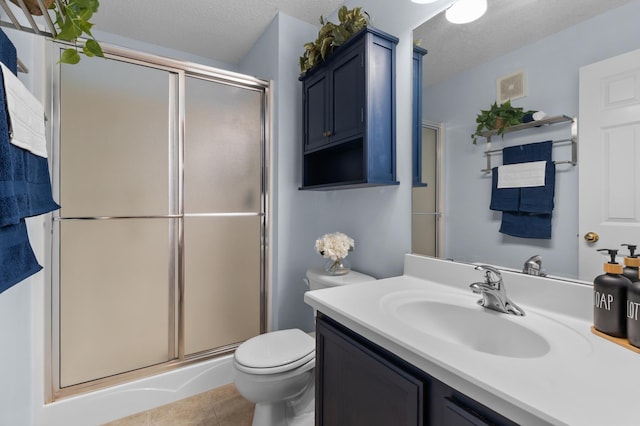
621,244,640,283
627,280,640,347
594,248,632,338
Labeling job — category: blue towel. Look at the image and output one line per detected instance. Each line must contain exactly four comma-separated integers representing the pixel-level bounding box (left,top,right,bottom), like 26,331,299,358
489,167,520,211
0,29,18,226
500,212,552,239
490,161,555,213
0,29,58,293
492,140,555,239
0,220,42,294
0,28,17,75
520,161,555,214
503,140,552,164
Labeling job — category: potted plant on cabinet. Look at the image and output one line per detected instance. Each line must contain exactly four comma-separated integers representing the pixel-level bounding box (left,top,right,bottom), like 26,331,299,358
299,6,369,75
471,100,533,144
9,0,104,64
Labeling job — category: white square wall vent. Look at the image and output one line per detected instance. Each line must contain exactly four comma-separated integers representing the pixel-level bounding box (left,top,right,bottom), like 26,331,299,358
497,70,526,103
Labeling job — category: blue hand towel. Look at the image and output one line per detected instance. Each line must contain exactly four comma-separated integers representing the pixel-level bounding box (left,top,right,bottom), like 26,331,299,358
503,140,552,164
0,219,42,294
0,29,17,75
490,167,520,211
519,161,555,214
0,68,59,225
500,212,552,239
0,28,19,226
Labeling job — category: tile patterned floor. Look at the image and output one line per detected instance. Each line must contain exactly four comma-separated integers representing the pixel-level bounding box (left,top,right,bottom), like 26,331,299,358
103,383,254,426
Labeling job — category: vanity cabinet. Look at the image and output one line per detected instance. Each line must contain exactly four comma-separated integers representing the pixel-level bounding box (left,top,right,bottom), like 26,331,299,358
315,314,518,426
300,27,399,190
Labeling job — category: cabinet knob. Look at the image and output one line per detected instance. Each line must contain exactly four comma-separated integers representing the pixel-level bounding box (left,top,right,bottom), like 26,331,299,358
323,131,332,137
584,232,599,243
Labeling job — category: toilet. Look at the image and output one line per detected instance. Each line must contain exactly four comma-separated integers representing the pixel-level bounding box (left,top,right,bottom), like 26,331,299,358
233,268,376,426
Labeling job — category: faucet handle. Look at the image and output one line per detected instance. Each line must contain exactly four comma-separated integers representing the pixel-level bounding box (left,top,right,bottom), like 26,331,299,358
474,264,502,284
523,255,546,276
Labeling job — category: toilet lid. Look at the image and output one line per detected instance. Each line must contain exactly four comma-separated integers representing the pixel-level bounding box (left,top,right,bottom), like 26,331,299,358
234,329,315,374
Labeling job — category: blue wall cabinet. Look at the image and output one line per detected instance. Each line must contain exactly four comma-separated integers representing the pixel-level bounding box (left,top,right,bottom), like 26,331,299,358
413,45,428,187
300,27,399,190
315,314,519,426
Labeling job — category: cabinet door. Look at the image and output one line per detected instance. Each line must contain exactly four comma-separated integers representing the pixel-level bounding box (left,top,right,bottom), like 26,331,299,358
443,398,493,426
303,71,329,151
316,316,423,426
431,384,519,426
329,45,364,144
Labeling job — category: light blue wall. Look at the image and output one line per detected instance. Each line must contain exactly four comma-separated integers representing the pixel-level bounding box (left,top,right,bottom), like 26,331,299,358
239,2,447,332
240,9,410,333
425,0,640,279
0,278,33,424
239,13,322,331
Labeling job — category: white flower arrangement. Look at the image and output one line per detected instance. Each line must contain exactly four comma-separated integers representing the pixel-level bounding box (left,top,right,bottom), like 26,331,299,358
315,232,354,261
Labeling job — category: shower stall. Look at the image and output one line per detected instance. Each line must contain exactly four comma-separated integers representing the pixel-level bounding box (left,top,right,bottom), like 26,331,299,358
49,45,270,401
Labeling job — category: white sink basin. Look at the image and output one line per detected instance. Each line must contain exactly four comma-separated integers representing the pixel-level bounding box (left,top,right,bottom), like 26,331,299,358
391,299,549,358
381,289,590,359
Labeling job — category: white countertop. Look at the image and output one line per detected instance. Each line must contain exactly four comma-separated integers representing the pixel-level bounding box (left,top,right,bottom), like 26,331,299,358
304,254,640,426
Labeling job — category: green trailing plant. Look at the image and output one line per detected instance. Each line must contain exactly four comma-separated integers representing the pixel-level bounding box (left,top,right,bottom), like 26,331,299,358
471,100,533,144
52,0,104,64
299,6,369,75
11,0,104,64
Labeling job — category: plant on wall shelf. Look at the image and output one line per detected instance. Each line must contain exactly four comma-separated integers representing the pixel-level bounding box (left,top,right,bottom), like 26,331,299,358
299,6,369,75
10,0,104,64
471,100,533,144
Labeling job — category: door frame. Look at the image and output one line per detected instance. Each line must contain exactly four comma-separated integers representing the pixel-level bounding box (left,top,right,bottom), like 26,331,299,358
412,120,445,258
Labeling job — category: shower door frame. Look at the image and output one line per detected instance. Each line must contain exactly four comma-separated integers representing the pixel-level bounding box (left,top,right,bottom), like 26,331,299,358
46,42,272,401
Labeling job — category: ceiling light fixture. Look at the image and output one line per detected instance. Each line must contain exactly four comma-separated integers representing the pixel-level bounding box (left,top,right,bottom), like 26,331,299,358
445,0,487,24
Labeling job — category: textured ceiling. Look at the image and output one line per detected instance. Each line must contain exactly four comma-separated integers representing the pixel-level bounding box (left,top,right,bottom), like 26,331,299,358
414,0,631,87
93,0,345,64
89,0,630,83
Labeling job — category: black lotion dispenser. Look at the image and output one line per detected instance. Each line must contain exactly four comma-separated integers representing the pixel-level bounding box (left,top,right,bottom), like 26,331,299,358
594,248,632,338
627,280,640,347
621,244,640,283
626,245,640,347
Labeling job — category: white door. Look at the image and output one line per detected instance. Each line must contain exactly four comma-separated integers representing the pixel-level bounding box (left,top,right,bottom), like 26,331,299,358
578,48,640,280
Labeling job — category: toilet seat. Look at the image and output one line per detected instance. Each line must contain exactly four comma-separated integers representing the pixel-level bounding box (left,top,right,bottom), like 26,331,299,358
234,329,315,375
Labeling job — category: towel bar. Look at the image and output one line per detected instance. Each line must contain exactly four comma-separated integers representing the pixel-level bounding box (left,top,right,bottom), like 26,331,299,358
479,115,577,173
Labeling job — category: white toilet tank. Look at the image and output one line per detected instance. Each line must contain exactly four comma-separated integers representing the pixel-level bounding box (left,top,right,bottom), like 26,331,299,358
306,267,376,291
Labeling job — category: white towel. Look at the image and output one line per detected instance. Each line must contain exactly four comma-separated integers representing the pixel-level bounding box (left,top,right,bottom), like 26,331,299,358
497,161,547,188
1,63,47,158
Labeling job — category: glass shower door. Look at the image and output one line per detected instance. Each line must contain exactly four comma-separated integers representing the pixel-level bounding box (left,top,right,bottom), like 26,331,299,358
57,56,177,387
182,77,263,355
54,49,268,394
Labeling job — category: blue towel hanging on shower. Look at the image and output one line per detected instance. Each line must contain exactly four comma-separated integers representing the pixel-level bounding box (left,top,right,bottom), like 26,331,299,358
0,28,59,294
0,220,42,294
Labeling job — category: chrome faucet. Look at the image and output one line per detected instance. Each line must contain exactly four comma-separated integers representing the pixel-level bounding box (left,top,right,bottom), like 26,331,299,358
469,265,525,316
523,255,546,276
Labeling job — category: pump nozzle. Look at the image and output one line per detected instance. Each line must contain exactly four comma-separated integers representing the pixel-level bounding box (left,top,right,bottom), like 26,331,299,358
598,248,620,263
622,244,638,258
598,249,622,274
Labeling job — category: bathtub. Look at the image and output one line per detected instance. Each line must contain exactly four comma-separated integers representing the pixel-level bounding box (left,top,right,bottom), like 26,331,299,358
35,355,234,425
